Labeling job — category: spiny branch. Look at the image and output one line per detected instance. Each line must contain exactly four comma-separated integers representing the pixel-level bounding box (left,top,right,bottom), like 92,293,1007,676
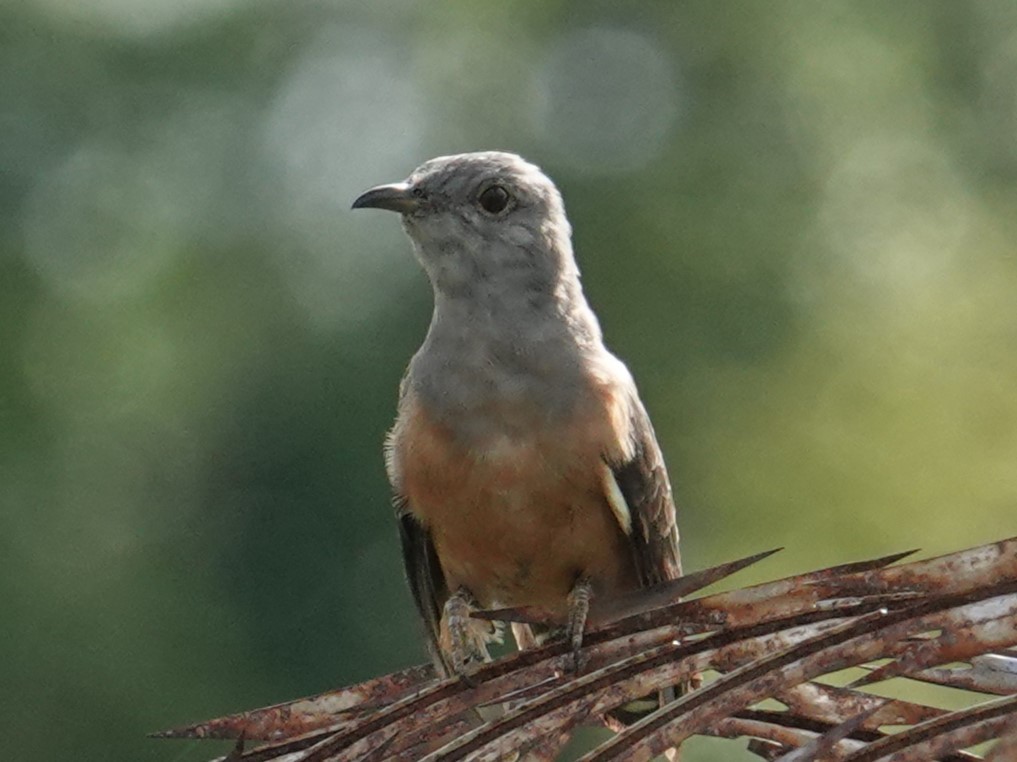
154,537,1017,761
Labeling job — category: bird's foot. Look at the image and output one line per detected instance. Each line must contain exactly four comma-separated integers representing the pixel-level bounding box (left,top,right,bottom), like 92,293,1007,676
564,576,593,674
443,587,482,685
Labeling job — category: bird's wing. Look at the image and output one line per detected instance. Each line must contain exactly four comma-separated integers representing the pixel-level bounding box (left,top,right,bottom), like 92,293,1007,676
610,397,682,586
394,495,450,669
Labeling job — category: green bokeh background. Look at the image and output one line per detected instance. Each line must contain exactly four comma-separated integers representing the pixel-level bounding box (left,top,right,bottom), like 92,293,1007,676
4,2,1017,760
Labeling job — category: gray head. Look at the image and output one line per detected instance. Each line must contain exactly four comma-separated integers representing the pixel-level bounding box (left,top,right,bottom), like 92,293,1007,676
352,152,580,300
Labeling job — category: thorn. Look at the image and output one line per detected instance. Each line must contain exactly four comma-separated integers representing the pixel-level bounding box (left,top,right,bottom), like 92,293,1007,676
473,548,785,626
594,547,784,623
821,548,921,575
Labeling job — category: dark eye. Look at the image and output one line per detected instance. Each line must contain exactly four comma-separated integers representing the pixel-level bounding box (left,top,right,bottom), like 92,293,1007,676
478,185,511,214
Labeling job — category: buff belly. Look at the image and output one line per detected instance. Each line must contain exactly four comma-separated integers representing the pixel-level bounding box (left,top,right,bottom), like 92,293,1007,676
394,401,638,620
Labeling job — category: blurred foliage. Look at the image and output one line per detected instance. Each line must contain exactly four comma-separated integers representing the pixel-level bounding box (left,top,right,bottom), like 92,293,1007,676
3,1,1017,760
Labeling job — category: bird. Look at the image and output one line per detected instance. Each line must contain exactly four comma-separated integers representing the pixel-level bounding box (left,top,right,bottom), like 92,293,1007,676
352,151,681,681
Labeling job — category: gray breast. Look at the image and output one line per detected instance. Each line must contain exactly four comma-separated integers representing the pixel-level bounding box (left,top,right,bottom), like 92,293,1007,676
408,316,594,443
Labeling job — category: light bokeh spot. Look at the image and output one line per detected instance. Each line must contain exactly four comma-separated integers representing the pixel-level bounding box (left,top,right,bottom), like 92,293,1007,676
534,27,681,173
815,136,971,296
28,0,245,39
22,143,186,302
20,94,243,304
259,24,425,330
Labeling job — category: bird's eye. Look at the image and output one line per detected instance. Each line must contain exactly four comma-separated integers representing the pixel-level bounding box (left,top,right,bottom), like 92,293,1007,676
478,185,511,214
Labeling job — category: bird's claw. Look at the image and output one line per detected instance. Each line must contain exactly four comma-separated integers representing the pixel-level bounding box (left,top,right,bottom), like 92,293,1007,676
444,587,482,683
565,576,593,675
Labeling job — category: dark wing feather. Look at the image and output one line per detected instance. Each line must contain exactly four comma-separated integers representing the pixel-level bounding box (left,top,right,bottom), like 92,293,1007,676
394,495,450,671
611,398,682,586
607,396,690,717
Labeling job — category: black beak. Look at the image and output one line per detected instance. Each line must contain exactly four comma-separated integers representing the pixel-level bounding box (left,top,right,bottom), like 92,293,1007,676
351,182,420,213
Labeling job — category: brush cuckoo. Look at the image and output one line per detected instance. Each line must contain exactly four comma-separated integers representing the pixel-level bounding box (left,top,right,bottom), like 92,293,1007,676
352,151,681,678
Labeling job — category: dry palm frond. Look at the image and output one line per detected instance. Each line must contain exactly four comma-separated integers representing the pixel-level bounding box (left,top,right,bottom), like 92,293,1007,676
154,537,1017,761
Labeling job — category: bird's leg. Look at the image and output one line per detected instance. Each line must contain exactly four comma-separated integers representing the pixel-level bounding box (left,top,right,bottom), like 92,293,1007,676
566,575,593,673
442,586,480,681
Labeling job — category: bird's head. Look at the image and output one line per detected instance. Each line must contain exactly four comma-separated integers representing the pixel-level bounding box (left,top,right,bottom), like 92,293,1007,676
353,152,577,296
